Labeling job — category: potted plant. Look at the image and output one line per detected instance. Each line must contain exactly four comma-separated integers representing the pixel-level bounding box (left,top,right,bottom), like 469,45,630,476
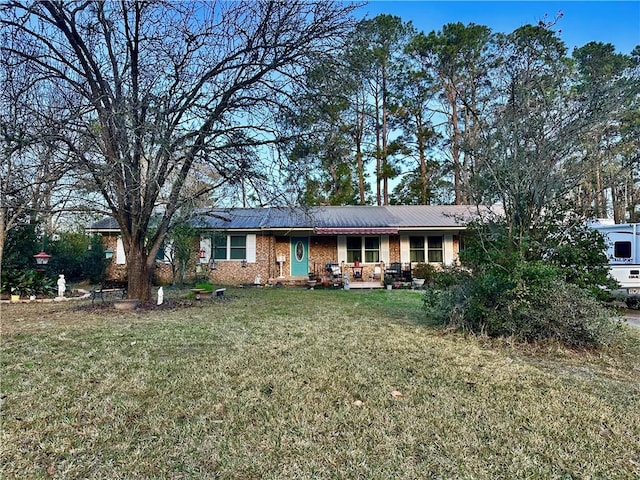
383,276,394,290
412,262,436,289
190,282,214,300
10,287,20,303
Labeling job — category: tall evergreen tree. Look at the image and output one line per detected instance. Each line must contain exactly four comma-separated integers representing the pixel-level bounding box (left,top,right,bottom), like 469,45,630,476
407,22,493,205
573,42,638,221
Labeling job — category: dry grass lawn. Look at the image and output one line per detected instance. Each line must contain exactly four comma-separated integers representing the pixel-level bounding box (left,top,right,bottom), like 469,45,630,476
1,288,639,479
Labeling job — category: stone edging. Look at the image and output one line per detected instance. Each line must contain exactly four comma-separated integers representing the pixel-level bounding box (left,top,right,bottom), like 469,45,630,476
0,289,91,304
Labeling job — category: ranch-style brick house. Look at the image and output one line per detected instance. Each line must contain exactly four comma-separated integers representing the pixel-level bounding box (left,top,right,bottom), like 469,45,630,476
89,205,483,287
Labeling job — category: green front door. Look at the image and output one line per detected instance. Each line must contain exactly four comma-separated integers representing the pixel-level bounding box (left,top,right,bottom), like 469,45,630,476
290,237,309,276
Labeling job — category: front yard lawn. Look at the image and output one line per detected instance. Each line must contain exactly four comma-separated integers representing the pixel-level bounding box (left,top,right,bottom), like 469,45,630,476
1,288,639,479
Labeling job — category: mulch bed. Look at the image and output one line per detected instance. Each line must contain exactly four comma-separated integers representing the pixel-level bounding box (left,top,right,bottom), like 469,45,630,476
73,297,229,313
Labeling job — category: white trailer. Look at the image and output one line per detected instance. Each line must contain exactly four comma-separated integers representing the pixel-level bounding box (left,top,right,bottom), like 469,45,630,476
590,221,640,306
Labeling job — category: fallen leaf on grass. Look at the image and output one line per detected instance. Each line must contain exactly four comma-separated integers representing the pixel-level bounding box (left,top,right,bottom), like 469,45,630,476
599,423,613,438
391,390,403,398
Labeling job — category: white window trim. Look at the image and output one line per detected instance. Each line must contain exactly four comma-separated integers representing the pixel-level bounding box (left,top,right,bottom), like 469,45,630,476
245,234,256,263
400,235,410,264
199,237,211,264
205,233,256,262
116,237,126,264
443,234,454,265
337,236,347,264
380,235,390,264
161,240,174,263
409,236,426,263
404,234,452,265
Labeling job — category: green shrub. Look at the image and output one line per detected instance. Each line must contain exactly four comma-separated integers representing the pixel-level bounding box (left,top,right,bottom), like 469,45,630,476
49,232,107,283
517,281,623,347
431,265,472,289
194,282,214,292
412,262,436,283
1,269,22,295
424,266,623,348
425,217,624,348
7,270,57,298
1,224,38,277
532,220,617,300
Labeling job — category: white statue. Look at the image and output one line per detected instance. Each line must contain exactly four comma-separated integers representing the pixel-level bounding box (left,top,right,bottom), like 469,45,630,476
57,274,66,298
157,286,164,305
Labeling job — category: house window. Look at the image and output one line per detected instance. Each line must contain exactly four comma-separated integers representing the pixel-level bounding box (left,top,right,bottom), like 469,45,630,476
211,236,225,260
213,235,247,260
364,237,380,263
346,237,362,263
410,236,425,262
614,241,632,259
230,235,246,260
427,236,443,263
155,241,170,262
346,236,380,263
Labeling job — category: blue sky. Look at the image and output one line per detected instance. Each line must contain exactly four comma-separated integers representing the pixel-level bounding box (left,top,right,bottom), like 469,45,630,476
354,1,640,54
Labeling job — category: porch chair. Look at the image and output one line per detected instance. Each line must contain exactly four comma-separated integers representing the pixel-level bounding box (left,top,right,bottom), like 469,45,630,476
370,265,382,281
326,263,342,280
385,262,402,280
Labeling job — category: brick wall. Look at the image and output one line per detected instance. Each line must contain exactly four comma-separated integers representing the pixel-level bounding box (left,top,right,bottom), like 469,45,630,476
102,234,181,285
103,235,127,282
100,231,459,286
207,234,276,285
388,235,400,263
309,236,338,275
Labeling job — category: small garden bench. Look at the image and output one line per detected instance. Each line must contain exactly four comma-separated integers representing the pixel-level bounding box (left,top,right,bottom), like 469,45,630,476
92,281,127,304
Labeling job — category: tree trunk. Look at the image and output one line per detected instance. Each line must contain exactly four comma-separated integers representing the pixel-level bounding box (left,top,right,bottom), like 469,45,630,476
125,240,154,301
374,90,382,206
612,183,626,223
594,153,606,217
355,100,367,205
356,141,365,205
415,114,429,205
449,85,462,205
0,207,6,274
381,64,389,206
628,173,640,222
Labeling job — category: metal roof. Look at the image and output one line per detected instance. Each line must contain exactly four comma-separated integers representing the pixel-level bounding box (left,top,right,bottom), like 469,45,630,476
87,217,120,231
194,205,480,230
89,205,486,232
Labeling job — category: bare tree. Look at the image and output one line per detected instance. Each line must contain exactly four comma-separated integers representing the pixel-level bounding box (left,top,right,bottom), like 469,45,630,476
0,37,68,270
1,0,356,300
